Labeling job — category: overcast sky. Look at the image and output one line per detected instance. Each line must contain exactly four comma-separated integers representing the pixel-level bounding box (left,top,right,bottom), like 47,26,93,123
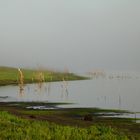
0,0,140,73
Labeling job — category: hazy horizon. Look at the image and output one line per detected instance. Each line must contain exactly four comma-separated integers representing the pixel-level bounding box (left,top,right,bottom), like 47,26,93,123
0,0,140,73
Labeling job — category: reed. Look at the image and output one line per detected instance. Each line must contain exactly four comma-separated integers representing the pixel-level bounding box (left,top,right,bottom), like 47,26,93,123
18,68,24,96
18,68,24,90
34,70,45,89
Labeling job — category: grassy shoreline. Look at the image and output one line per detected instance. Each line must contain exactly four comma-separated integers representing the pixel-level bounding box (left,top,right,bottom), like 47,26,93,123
0,66,88,86
0,102,140,139
0,111,128,140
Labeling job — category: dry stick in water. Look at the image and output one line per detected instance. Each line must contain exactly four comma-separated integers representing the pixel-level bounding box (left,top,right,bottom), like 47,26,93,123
35,71,45,91
18,68,24,96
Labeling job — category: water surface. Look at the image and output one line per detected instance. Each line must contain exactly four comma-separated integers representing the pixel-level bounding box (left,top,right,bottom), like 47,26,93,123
0,76,140,113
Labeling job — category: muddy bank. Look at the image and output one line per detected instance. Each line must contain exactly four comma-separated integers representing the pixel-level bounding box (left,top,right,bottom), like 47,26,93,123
0,101,140,138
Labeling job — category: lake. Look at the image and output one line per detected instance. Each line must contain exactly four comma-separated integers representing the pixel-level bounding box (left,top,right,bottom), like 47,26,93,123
0,74,140,113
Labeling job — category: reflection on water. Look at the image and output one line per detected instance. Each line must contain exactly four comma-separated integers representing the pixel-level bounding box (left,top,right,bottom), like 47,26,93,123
17,80,69,101
47,82,51,95
119,95,122,109
95,112,140,123
19,88,24,97
60,79,69,100
0,74,140,112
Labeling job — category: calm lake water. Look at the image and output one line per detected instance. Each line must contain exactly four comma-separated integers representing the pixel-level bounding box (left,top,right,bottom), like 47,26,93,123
0,75,140,112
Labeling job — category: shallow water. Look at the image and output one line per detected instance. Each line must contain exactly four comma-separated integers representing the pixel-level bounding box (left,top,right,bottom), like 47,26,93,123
0,75,140,113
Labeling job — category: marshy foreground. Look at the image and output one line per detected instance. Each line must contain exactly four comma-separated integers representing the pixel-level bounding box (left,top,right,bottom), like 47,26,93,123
0,102,140,140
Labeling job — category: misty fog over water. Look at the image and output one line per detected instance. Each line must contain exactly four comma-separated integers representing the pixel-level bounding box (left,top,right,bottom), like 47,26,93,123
0,0,140,73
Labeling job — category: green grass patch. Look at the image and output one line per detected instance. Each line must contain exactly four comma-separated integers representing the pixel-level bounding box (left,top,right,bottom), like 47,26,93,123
0,103,139,139
0,66,88,86
0,111,128,140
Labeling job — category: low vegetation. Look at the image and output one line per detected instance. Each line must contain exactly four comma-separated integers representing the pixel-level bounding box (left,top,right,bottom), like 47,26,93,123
0,102,140,139
0,66,87,86
0,111,129,140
